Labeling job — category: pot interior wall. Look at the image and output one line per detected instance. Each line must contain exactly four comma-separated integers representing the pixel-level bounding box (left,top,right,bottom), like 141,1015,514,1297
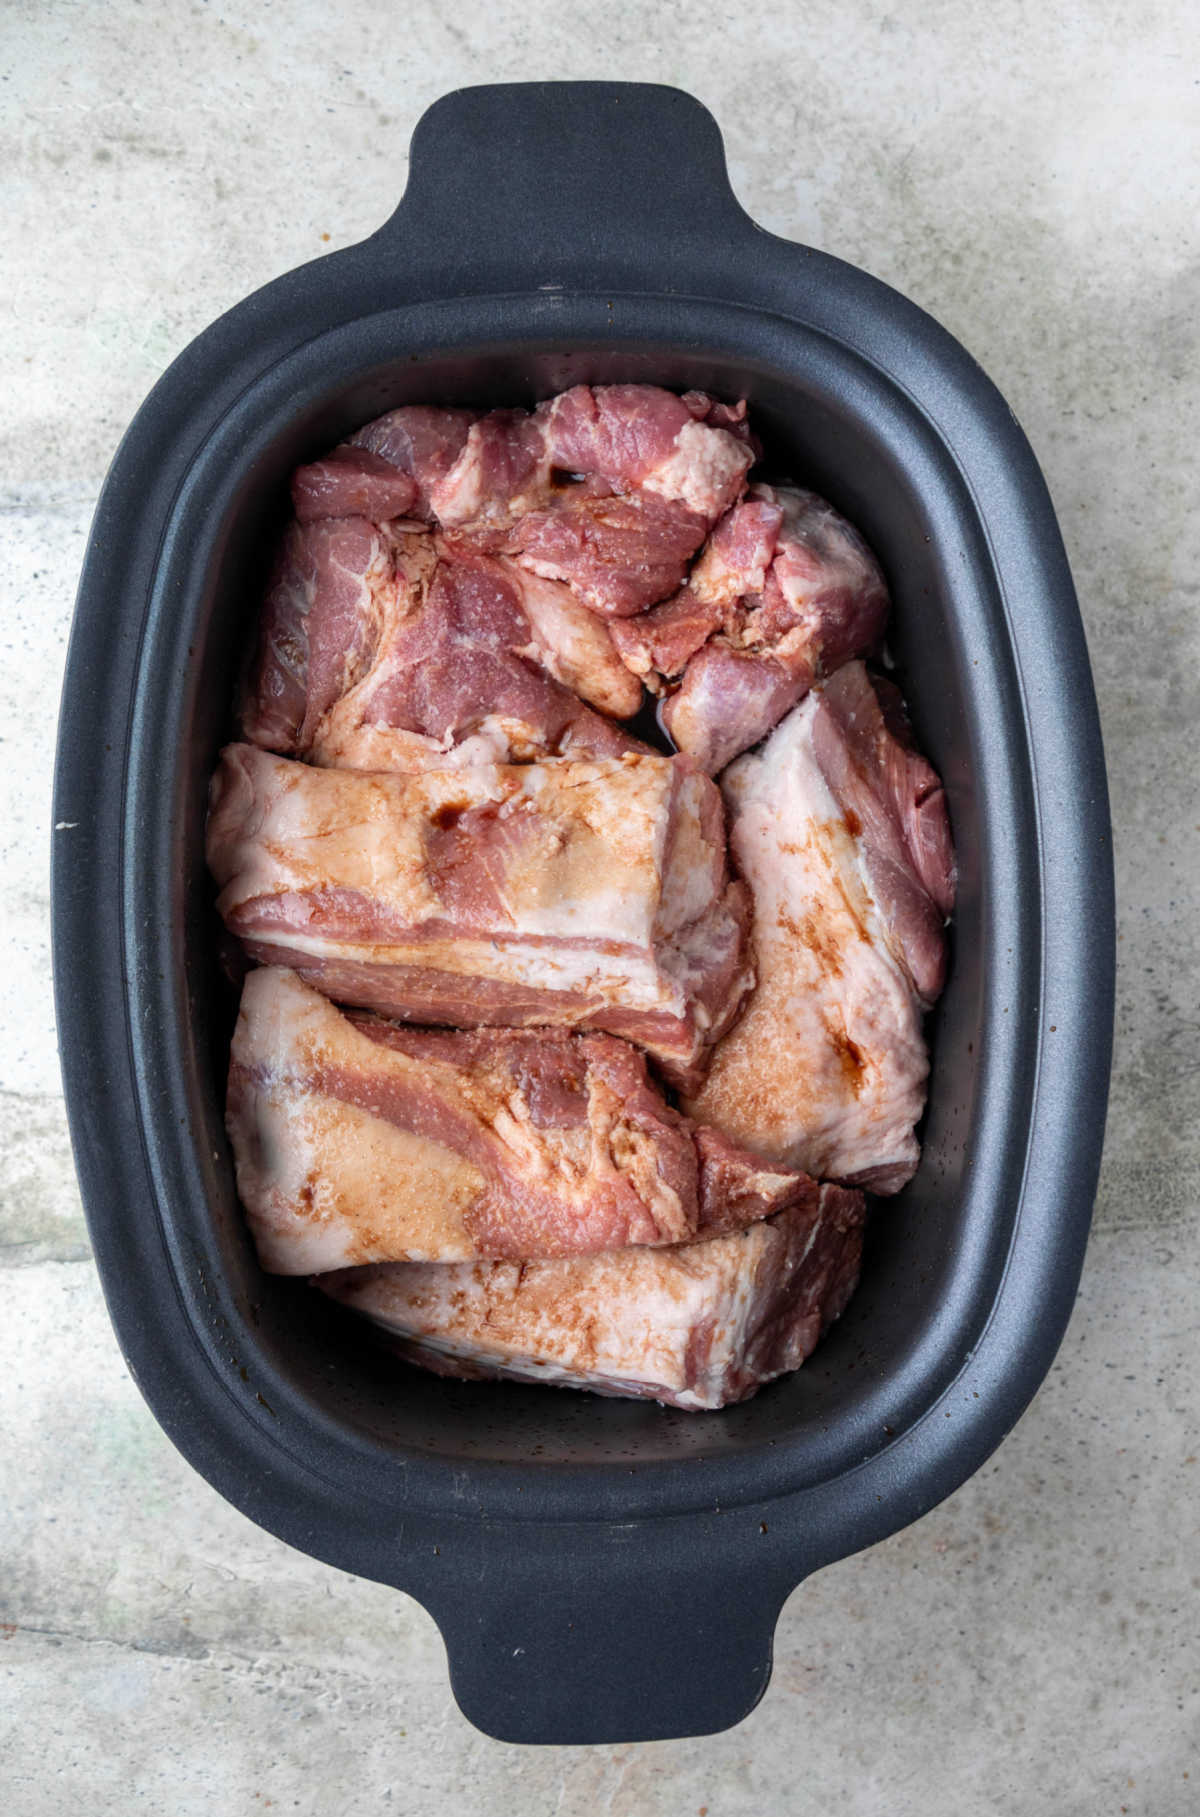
175,342,999,1478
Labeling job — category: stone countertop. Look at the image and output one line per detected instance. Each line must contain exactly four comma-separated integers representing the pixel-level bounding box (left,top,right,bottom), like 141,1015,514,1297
3,3,1197,1811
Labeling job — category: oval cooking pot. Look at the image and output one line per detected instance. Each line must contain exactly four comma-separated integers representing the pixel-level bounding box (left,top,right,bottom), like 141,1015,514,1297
52,82,1114,1745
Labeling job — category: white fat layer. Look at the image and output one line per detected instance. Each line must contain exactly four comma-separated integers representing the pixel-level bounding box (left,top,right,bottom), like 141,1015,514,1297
641,420,751,518
310,720,516,772
331,1246,733,1404
689,697,927,1182
233,1085,482,1274
655,767,723,937
769,486,878,613
687,1205,824,1404
249,928,681,1013
388,1332,716,1412
656,898,746,1041
429,427,555,530
231,970,485,1272
510,566,643,717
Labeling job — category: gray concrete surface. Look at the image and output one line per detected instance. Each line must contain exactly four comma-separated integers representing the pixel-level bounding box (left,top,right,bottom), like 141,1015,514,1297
2,1,1197,1810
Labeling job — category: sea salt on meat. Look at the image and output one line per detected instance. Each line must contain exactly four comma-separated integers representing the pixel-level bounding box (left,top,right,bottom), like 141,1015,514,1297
686,663,954,1193
206,744,753,1092
227,968,811,1273
315,1183,866,1410
614,485,890,772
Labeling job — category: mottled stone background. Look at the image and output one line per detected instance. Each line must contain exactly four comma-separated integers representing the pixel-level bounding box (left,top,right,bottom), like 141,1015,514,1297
2,1,1196,1810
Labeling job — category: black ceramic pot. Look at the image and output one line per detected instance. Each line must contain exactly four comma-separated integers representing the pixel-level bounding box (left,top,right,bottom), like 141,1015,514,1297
52,82,1114,1745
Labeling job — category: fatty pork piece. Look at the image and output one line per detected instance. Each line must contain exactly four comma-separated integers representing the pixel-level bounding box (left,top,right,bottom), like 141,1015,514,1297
611,485,890,772
241,523,643,771
687,661,955,1193
207,744,752,1092
346,386,756,616
229,968,813,1273
316,1182,866,1410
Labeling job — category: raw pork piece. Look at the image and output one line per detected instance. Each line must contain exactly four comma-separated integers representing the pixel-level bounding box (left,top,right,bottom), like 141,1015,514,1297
353,387,754,534
308,536,644,769
241,516,395,757
612,485,890,772
241,524,642,771
228,968,812,1273
687,662,954,1193
497,386,756,617
316,1183,866,1410
536,386,755,523
207,744,753,1091
497,492,710,620
290,445,419,524
349,406,478,518
349,386,755,617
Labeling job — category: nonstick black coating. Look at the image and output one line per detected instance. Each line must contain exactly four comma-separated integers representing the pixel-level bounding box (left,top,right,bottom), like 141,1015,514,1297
53,84,1113,1744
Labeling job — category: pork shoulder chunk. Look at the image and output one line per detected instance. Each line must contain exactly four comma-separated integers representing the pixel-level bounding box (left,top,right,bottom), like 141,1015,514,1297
343,385,755,619
348,406,478,518
307,535,644,770
207,744,753,1091
498,386,754,616
686,662,954,1193
228,968,811,1274
290,446,419,524
241,526,642,773
241,516,396,758
497,491,711,620
537,386,752,518
316,1182,866,1410
613,485,890,772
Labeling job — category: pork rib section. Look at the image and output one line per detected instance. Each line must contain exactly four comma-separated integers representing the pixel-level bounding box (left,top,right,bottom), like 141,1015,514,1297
613,485,890,772
207,745,752,1090
228,968,809,1273
686,663,954,1193
316,1184,866,1410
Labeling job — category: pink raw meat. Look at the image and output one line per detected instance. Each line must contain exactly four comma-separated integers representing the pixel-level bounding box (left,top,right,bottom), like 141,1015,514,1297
290,446,418,524
614,485,890,772
348,385,755,617
241,526,644,771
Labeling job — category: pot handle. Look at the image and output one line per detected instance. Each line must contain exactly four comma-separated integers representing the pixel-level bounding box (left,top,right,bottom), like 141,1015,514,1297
425,1540,789,1745
375,81,758,291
